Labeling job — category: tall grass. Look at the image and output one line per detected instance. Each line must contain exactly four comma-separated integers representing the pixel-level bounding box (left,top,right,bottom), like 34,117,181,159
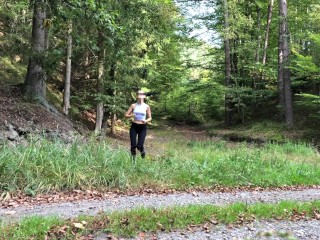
0,137,319,194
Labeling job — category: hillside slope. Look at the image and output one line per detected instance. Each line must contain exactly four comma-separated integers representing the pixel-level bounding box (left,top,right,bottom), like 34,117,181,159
0,85,83,144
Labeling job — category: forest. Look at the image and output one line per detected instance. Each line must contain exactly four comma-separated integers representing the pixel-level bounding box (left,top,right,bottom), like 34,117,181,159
1,0,320,141
1,1,320,239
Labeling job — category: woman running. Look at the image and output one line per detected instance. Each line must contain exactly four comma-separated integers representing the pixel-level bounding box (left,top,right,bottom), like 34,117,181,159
125,90,152,158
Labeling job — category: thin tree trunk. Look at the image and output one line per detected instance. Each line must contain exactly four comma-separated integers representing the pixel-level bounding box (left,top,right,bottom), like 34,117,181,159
101,112,109,136
230,39,238,78
263,0,274,65
84,51,90,67
24,0,48,104
111,85,117,135
63,22,72,115
255,7,261,63
111,113,116,135
94,30,105,134
223,0,232,126
278,1,285,119
253,6,262,91
95,102,104,134
278,0,293,128
110,62,117,135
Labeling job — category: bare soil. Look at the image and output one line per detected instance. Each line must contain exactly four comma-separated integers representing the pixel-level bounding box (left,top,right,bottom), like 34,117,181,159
0,85,85,143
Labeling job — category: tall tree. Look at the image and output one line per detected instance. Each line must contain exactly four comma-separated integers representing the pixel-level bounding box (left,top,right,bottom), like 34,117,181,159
263,0,274,65
223,0,232,126
63,21,72,115
94,29,106,134
255,6,262,63
23,0,49,105
278,0,294,127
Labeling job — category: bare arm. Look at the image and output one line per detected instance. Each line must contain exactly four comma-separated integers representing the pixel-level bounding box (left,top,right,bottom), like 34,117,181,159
125,104,135,118
144,106,152,123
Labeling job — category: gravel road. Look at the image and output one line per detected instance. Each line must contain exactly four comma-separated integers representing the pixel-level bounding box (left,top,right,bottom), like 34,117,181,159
1,188,320,223
94,219,320,240
1,188,319,239
141,219,320,240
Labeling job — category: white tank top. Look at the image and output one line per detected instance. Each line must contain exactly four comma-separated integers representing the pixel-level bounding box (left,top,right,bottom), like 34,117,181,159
133,103,148,121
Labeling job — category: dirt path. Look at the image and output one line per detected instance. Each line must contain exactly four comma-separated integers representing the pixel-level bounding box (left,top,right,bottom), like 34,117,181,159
108,124,228,157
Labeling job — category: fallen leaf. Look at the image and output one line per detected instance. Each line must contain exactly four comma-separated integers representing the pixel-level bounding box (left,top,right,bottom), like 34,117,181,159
138,232,145,239
73,222,85,229
7,202,19,208
209,219,218,225
121,217,129,225
81,220,88,225
192,192,199,197
157,222,165,231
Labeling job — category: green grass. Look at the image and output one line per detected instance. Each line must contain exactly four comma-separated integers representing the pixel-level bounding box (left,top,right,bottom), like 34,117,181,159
209,120,299,142
0,57,26,85
1,201,319,239
0,135,319,195
0,217,62,240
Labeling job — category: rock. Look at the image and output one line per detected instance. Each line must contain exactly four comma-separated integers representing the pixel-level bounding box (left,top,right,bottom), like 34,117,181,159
7,128,19,141
6,123,15,131
17,127,31,136
44,130,60,140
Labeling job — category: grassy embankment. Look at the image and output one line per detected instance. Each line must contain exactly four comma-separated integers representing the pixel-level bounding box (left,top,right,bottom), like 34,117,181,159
1,128,320,194
0,127,319,239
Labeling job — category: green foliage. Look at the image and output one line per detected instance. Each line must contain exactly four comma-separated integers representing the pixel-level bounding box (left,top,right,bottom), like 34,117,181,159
292,51,319,75
181,0,320,126
158,80,224,123
0,1,30,84
48,0,187,118
0,57,26,85
295,94,320,128
1,0,320,132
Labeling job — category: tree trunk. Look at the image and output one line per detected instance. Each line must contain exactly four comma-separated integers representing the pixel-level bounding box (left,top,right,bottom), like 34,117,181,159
231,39,238,78
278,0,294,128
253,7,262,91
111,113,116,135
23,0,48,104
95,102,104,134
263,0,274,65
63,22,72,115
255,7,261,64
223,0,232,126
315,83,320,96
110,62,117,135
94,30,106,134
